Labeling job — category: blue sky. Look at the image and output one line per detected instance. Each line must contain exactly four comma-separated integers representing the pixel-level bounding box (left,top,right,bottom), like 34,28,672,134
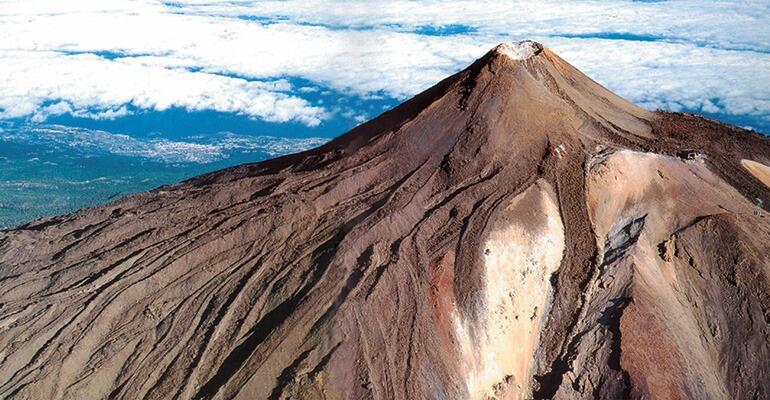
0,0,769,226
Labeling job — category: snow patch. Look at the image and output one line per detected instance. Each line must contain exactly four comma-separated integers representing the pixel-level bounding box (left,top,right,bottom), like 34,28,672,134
494,41,543,61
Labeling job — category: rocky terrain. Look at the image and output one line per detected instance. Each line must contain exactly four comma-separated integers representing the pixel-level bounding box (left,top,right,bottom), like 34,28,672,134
0,41,768,399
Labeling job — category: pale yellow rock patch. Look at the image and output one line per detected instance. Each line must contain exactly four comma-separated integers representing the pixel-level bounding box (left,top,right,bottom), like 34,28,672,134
741,159,770,189
454,180,565,399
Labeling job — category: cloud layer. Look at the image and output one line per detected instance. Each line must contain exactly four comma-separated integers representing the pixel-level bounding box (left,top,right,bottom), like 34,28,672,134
0,0,769,130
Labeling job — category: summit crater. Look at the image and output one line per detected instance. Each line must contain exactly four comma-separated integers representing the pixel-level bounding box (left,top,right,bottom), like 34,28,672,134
493,40,543,60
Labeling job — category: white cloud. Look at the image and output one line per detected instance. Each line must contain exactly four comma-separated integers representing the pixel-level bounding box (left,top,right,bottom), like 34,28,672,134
0,0,768,128
159,0,770,54
0,50,326,126
542,37,770,121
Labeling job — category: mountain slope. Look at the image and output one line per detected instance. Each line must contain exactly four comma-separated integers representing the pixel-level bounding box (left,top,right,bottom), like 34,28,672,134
1,41,769,400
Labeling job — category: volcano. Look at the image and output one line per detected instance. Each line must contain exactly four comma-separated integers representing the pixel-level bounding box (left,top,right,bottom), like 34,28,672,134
1,41,769,400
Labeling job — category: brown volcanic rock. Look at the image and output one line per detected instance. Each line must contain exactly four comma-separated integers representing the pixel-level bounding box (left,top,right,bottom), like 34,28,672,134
1,41,769,399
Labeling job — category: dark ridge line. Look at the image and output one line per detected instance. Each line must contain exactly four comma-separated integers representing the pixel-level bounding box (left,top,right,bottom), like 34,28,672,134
66,227,155,288
51,222,110,261
458,59,480,110
62,233,225,368
594,296,633,399
0,298,92,396
42,222,187,276
305,244,374,337
130,249,267,381
537,58,644,151
68,219,107,240
249,178,285,201
112,336,151,399
203,181,276,215
533,215,645,399
0,273,21,285
106,379,128,400
266,348,313,400
166,258,265,399
13,215,68,232
451,191,496,327
301,174,339,193
533,142,602,391
308,341,342,379
301,158,428,341
601,215,647,267
50,247,148,295
364,238,401,300
85,195,274,397
402,289,420,398
192,229,345,399
364,163,503,301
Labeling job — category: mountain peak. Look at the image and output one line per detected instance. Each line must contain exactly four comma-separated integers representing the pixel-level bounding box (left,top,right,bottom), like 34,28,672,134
493,40,543,60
